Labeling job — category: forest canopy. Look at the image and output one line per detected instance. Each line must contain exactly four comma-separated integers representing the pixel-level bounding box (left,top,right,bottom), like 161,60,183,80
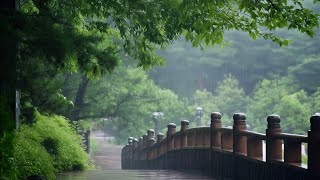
2,0,317,137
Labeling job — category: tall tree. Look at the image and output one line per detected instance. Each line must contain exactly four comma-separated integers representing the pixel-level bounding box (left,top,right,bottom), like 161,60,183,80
289,56,320,93
62,65,189,143
246,78,297,132
0,0,19,135
1,0,319,134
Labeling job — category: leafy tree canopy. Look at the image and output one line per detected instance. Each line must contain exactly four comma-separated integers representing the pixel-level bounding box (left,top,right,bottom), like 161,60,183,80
4,0,319,73
289,56,320,93
191,75,248,126
61,64,189,143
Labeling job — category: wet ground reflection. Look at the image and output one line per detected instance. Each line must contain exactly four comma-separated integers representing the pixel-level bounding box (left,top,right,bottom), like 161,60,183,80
56,170,212,180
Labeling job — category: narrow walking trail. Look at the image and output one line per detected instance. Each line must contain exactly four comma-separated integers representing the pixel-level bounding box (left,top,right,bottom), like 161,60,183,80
57,132,212,180
92,132,122,170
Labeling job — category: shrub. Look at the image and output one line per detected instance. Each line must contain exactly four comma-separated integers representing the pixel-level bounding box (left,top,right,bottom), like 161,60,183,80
0,112,90,180
13,127,55,179
33,112,90,172
0,132,18,180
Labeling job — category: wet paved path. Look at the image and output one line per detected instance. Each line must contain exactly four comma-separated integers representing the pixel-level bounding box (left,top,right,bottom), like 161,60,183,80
92,134,122,170
57,170,212,180
56,132,212,180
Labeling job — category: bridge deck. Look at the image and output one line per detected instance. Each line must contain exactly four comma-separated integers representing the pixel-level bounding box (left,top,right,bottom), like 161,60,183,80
57,132,212,180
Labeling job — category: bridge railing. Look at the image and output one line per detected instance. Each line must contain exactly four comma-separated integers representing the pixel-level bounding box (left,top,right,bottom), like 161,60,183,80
121,112,320,180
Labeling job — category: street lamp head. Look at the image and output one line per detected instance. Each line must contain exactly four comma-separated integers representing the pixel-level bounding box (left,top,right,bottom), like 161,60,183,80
196,106,203,118
152,112,159,118
152,111,164,119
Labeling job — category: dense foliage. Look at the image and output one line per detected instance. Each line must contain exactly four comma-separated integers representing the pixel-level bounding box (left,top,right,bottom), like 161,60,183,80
0,112,90,180
151,30,320,98
189,75,320,134
191,75,248,126
61,63,190,143
1,0,318,120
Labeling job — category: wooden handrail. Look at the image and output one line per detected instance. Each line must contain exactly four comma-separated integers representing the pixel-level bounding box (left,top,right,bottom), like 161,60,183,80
218,127,233,132
273,133,308,143
238,130,266,140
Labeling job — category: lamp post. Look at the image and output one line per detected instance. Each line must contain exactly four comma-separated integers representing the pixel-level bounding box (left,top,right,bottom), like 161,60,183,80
152,111,163,139
196,107,203,126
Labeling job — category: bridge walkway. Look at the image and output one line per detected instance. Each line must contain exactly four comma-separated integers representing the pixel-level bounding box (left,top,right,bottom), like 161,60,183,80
57,132,212,180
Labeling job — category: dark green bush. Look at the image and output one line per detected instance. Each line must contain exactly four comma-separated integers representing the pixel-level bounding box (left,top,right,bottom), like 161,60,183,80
0,112,90,180
0,95,15,136
33,112,90,172
0,132,18,180
13,127,55,179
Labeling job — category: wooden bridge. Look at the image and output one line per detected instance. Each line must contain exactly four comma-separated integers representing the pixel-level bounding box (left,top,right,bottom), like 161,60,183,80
121,112,320,180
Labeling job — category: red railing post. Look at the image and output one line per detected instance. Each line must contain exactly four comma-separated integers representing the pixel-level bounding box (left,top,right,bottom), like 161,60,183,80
181,120,189,147
147,129,155,141
128,137,133,168
138,137,143,161
142,134,148,161
147,138,156,160
157,133,164,157
308,113,320,180
142,134,148,148
147,129,155,162
211,112,222,148
266,114,282,162
233,113,247,155
167,123,176,151
133,138,138,168
167,123,176,169
123,144,128,169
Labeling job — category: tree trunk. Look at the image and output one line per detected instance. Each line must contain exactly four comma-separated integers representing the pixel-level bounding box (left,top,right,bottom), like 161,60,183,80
0,0,19,136
71,75,90,121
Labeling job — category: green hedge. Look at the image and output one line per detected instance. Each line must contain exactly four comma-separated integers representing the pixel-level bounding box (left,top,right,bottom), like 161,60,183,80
0,112,90,180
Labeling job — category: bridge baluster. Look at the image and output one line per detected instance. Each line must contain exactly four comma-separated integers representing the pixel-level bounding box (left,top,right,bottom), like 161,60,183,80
157,133,164,158
308,113,320,180
147,138,155,160
211,112,222,148
138,137,143,161
266,114,282,162
233,113,247,155
181,120,189,147
132,138,138,169
167,123,176,151
128,138,133,168
142,134,148,163
147,129,155,159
